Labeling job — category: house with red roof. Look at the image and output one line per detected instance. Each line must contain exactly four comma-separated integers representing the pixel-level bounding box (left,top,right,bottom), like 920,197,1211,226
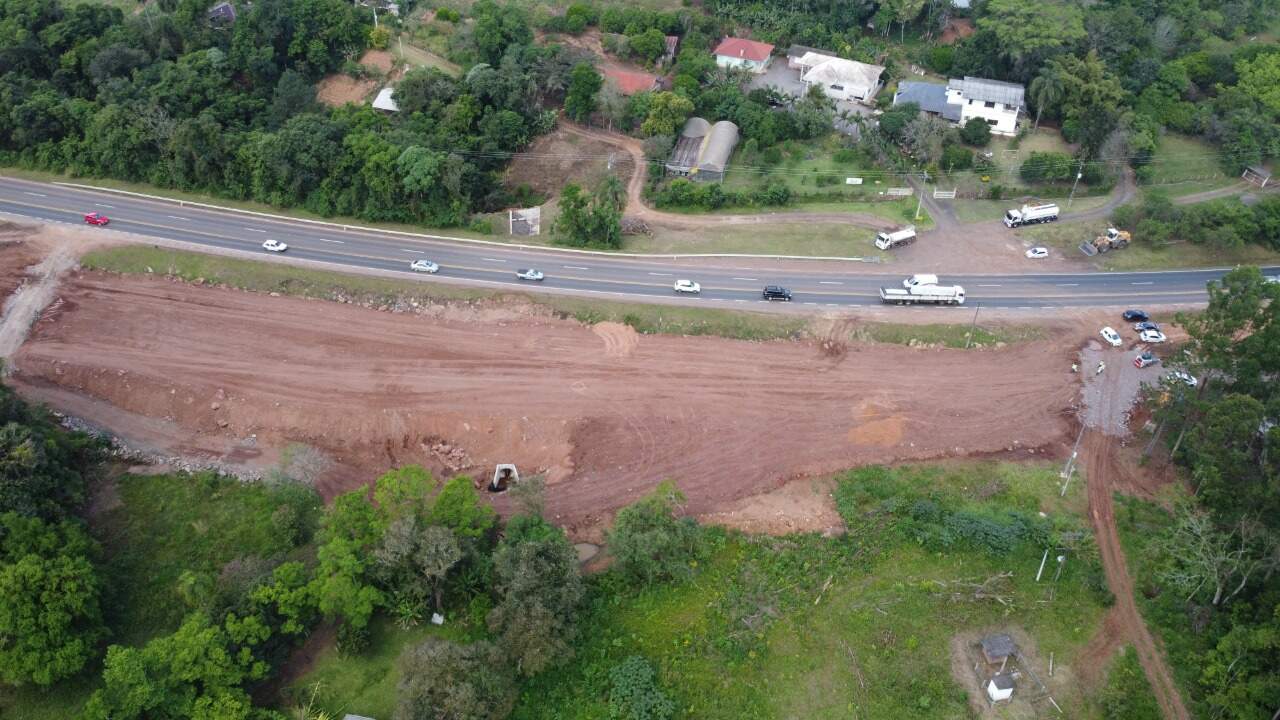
713,37,774,74
603,67,660,96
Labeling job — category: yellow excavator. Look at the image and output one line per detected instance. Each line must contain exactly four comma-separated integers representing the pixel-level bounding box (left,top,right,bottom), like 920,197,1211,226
1080,228,1131,256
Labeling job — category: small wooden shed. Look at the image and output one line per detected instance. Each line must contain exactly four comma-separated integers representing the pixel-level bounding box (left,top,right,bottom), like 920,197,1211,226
986,674,1015,702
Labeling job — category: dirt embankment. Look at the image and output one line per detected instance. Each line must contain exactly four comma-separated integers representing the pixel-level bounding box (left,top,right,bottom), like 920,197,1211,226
11,271,1080,530
0,235,43,304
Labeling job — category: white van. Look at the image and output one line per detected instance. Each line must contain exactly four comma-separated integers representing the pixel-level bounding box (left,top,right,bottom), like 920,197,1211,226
903,274,939,289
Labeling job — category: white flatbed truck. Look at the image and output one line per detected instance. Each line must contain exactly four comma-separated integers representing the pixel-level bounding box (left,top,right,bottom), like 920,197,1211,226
880,285,966,305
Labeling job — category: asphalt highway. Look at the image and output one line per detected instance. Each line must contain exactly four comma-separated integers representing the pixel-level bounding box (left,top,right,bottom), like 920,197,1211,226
4,177,1272,309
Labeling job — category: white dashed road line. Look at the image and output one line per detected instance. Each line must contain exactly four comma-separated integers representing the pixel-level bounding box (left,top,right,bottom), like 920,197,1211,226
1056,283,1078,287
167,215,188,221
977,284,1002,287
403,248,426,253
818,281,842,285
245,227,265,233
24,192,46,197
562,265,589,270
315,238,344,244
95,203,114,208
648,272,673,276
1131,281,1154,285
483,257,506,262
732,277,758,281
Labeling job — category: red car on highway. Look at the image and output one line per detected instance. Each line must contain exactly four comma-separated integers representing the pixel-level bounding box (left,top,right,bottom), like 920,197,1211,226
83,212,110,226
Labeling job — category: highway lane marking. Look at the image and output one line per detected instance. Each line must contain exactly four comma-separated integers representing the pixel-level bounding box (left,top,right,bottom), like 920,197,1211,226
0,202,1219,302
818,281,842,285
732,277,758,281
826,303,839,306
403,248,426,253
95,203,114,209
1056,283,1079,287
1131,281,1154,285
315,238,345,244
803,302,818,305
245,227,265,233
167,215,189,221
648,272,673,276
483,257,506,262
977,284,1002,287
24,192,47,197
563,265,589,270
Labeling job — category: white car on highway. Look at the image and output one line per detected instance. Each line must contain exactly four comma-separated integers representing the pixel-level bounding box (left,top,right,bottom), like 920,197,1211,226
1100,327,1122,347
410,259,439,273
673,279,701,294
1139,329,1167,344
1025,247,1049,259
516,268,544,281
262,239,288,252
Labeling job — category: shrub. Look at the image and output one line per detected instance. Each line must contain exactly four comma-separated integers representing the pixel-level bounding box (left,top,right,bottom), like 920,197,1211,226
564,3,597,33
927,46,954,74
435,7,460,22
832,147,859,164
608,656,675,720
1019,151,1075,183
368,26,390,50
752,180,791,206
959,117,991,147
941,144,973,171
761,146,784,165
607,481,703,586
468,217,494,234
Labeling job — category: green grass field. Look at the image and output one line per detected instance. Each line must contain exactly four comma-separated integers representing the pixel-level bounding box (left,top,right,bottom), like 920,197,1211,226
1016,218,1280,271
1141,134,1236,198
285,461,1110,720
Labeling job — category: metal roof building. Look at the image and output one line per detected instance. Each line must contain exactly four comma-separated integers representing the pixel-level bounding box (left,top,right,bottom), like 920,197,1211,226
666,117,739,182
894,81,962,122
947,76,1025,110
372,87,400,112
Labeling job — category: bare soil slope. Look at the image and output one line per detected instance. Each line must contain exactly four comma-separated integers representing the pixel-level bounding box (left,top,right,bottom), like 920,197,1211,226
12,272,1078,528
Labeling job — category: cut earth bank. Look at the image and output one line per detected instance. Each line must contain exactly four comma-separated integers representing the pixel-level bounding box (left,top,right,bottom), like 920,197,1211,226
8,262,1088,537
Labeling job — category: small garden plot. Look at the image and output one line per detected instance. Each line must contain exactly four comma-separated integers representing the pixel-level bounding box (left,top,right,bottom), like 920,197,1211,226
722,135,881,198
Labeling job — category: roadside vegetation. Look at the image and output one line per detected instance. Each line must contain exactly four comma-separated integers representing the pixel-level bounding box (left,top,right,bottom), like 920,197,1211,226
1020,191,1280,270
82,245,1042,347
1115,267,1280,719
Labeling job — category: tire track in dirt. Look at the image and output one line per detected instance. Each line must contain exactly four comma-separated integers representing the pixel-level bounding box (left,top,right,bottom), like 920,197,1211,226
1081,430,1190,720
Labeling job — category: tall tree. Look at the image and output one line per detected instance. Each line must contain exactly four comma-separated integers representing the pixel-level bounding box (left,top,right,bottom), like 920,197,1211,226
396,638,515,720
563,62,603,123
977,0,1085,77
1029,66,1064,131
0,513,104,686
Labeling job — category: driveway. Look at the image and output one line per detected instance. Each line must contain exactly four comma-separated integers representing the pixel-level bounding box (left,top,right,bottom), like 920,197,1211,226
747,63,875,137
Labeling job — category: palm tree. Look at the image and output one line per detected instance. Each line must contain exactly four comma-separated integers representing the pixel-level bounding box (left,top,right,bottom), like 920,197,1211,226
1029,68,1064,132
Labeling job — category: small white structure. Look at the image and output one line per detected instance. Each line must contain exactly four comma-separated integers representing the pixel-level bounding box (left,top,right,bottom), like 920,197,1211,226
372,87,399,112
1243,166,1272,188
946,76,1024,136
490,464,520,492
799,56,884,103
713,37,774,74
987,674,1015,702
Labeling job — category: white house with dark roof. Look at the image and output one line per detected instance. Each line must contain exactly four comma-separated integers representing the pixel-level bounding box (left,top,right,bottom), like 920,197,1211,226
946,76,1024,135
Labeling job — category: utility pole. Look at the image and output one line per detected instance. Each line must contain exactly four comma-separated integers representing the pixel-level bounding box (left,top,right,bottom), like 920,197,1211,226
1067,163,1084,208
1060,420,1086,496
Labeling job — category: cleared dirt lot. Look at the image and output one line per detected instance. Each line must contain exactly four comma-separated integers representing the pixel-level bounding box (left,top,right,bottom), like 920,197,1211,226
0,237,42,303
10,270,1082,530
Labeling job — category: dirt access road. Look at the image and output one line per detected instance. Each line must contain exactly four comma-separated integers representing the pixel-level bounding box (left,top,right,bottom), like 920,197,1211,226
12,271,1079,529
1081,431,1191,720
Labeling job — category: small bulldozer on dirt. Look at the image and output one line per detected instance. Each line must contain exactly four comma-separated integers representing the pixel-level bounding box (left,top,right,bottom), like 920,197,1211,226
1079,228,1131,256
